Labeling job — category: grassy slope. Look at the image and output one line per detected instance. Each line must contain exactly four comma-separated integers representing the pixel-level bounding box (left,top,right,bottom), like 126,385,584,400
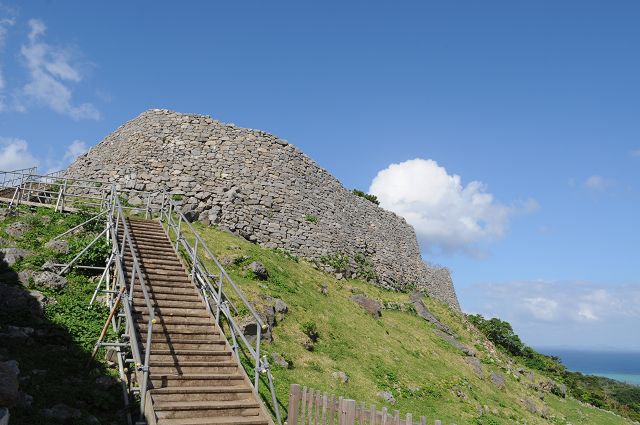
0,207,122,424
190,222,633,425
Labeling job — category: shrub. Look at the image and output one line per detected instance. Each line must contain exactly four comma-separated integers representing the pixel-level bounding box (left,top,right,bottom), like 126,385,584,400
301,320,319,341
352,189,379,205
305,214,318,224
319,252,349,273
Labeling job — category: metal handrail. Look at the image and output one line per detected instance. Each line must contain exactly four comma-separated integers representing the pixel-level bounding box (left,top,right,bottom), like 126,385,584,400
157,195,282,424
108,195,156,420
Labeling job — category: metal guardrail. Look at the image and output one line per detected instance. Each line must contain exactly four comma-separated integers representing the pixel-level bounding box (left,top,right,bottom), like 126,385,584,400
158,193,282,424
0,167,283,424
108,195,156,421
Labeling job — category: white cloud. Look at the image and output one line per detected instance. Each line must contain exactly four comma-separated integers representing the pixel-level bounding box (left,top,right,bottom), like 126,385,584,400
63,139,87,162
461,280,640,350
369,158,537,255
18,19,99,120
522,297,559,321
584,175,615,191
0,137,38,170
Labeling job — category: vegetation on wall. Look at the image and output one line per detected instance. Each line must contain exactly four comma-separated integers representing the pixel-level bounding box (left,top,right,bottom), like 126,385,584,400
352,189,380,205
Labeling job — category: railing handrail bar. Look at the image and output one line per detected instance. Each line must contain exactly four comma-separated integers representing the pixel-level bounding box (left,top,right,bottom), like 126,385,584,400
164,200,265,328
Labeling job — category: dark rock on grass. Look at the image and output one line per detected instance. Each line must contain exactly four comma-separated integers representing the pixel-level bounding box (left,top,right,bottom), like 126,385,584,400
331,371,349,383
490,372,506,388
320,283,328,296
433,329,476,357
42,403,82,421
0,360,20,407
410,292,456,336
271,353,291,369
0,248,34,270
351,294,381,318
4,222,30,238
377,390,396,404
33,271,67,290
44,239,69,254
95,376,118,389
248,261,268,280
466,357,484,378
303,338,315,351
274,298,288,320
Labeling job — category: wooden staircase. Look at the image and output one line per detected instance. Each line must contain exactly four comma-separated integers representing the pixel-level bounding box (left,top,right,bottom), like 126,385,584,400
119,218,272,425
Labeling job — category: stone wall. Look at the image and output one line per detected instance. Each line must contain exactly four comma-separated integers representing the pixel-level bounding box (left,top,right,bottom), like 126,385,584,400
65,109,460,309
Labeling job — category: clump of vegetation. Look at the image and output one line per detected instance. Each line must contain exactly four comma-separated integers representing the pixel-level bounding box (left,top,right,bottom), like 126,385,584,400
304,214,318,224
319,251,349,273
301,320,319,342
352,189,379,205
468,314,640,421
354,252,377,282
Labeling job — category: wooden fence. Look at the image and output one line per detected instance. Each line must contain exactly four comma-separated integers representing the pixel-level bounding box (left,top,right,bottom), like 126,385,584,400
287,384,456,425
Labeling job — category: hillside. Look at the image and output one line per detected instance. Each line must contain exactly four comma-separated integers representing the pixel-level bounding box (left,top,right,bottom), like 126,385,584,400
1,206,637,425
182,220,637,425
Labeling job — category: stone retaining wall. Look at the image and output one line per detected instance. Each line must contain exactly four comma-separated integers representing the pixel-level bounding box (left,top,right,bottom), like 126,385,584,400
65,109,460,309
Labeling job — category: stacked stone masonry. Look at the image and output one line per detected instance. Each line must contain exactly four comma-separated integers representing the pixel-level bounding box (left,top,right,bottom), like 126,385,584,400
65,109,460,310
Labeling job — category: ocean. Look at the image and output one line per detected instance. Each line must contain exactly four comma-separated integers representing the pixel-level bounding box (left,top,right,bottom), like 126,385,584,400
539,349,640,386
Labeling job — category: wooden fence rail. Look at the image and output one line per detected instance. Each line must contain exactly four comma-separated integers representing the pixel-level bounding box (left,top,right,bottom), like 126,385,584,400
286,384,456,425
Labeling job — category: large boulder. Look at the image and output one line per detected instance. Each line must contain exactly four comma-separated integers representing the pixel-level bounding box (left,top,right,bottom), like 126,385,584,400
0,248,34,270
351,294,381,318
0,284,44,319
44,239,70,254
4,222,30,238
32,271,67,290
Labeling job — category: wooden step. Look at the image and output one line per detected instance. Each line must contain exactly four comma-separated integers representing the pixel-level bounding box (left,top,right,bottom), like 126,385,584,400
135,293,201,303
134,306,210,318
135,314,212,326
150,386,252,403
156,415,268,425
133,298,204,309
149,362,238,375
150,373,245,388
143,286,198,296
150,350,232,362
155,400,261,420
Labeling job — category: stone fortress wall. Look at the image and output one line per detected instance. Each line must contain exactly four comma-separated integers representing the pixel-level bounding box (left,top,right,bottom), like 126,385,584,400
64,109,460,310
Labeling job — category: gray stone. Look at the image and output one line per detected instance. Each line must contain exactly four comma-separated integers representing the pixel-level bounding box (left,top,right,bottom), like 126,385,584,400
433,329,476,357
350,294,381,318
33,271,67,290
376,391,396,404
410,292,456,335
44,239,69,254
4,222,30,238
490,372,506,388
331,371,349,383
274,298,288,320
466,357,483,378
320,283,328,296
42,404,82,421
0,407,8,425
271,353,290,369
62,109,460,310
248,261,268,280
0,360,20,407
0,248,33,270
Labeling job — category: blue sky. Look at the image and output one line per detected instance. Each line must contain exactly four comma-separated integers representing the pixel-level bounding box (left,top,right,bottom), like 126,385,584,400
1,1,639,350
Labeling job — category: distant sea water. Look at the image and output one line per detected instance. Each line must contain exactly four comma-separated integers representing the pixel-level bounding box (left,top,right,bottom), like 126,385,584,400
538,349,640,386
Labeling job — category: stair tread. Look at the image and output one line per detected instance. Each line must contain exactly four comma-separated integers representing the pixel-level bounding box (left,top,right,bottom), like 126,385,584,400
155,400,259,409
157,416,268,425
151,386,252,394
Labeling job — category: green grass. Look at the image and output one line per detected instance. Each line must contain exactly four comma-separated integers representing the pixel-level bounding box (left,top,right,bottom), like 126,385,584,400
186,222,636,425
0,206,123,424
